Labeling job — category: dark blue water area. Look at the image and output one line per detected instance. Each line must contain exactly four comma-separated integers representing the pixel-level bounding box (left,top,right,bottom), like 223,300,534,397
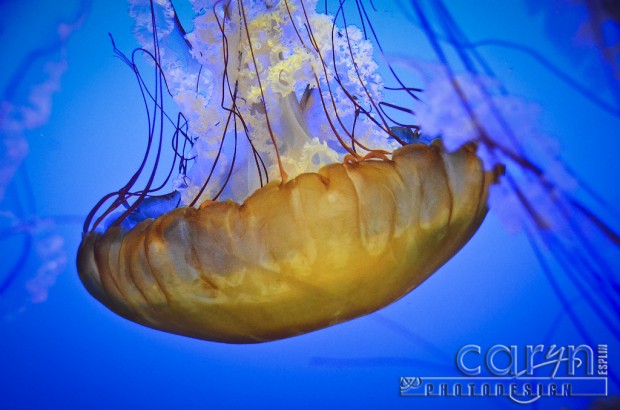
1,1,619,409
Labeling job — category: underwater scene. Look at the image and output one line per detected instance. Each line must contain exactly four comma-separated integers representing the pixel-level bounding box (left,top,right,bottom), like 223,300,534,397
1,0,619,409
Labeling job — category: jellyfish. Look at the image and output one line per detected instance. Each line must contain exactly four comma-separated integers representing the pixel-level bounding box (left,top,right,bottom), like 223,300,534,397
76,0,501,343
399,0,620,390
423,0,619,319
78,0,620,356
0,1,88,318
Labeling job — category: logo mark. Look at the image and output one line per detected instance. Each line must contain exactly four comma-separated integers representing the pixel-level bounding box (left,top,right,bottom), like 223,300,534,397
401,344,609,404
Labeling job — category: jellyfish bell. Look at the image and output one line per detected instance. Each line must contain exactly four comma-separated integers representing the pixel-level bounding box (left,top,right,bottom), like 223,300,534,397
78,141,498,343
76,0,500,343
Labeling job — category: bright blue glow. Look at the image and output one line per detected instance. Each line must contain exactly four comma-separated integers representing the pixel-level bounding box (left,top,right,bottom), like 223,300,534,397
1,1,619,409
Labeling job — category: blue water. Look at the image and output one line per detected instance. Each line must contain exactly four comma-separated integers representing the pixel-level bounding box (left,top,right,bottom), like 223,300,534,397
1,1,619,409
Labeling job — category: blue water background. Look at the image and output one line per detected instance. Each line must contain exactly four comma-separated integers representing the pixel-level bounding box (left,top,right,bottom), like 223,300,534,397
1,1,619,409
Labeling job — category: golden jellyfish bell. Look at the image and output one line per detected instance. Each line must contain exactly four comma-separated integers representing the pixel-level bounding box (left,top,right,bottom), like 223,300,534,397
78,142,497,343
77,0,500,343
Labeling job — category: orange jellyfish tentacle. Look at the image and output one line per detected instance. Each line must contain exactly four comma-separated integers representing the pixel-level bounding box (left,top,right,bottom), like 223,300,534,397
238,0,288,185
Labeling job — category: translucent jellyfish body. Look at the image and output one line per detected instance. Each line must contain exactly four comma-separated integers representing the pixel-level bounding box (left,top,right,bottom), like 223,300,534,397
77,0,501,342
